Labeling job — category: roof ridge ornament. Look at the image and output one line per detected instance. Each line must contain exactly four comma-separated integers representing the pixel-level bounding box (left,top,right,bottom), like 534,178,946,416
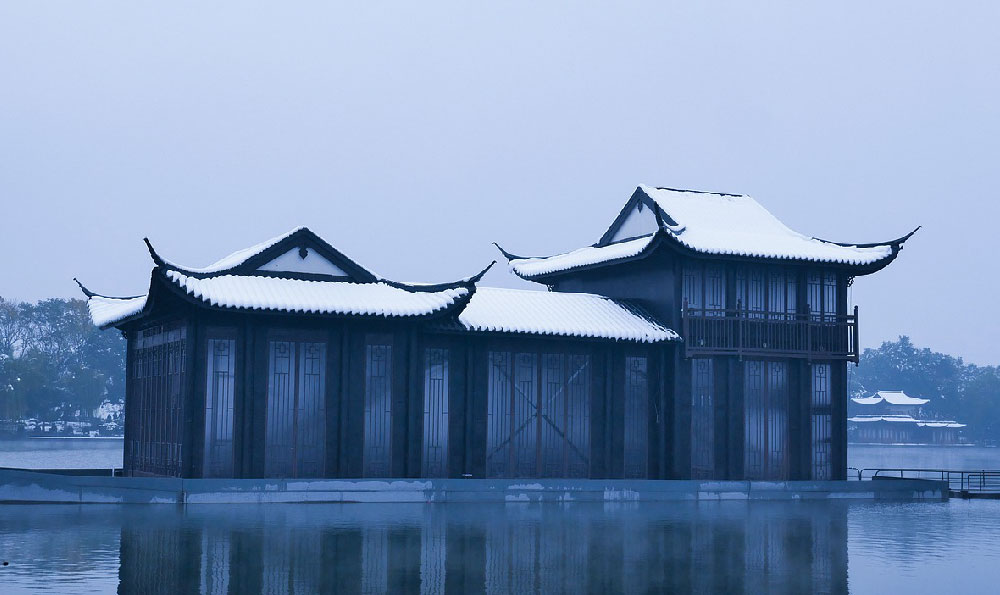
466,260,496,284
143,237,168,268
492,242,525,261
73,277,96,298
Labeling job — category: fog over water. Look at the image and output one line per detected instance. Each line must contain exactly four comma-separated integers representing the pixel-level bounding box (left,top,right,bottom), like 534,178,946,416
1,2,999,364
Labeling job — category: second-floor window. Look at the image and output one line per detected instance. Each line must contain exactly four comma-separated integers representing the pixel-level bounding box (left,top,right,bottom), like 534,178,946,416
736,266,797,319
682,262,725,314
807,271,838,321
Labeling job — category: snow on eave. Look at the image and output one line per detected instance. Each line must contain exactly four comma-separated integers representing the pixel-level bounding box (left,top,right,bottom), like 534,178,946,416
87,294,148,329
161,269,470,318
456,286,679,343
875,390,930,405
145,227,308,275
635,184,905,267
849,415,965,428
502,234,658,279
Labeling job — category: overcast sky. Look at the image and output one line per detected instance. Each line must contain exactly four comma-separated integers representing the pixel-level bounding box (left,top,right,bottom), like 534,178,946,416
1,2,997,364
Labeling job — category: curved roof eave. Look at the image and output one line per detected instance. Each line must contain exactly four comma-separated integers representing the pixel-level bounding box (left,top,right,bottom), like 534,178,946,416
500,227,907,282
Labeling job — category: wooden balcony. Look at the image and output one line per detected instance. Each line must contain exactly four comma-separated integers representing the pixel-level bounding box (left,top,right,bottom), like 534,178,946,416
681,306,859,362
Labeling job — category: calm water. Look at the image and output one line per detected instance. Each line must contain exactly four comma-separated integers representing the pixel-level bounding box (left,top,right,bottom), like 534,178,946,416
1,501,998,594
0,438,123,470
0,441,998,594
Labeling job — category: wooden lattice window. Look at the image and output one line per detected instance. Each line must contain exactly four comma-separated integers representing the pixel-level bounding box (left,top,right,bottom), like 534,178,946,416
363,339,393,477
811,363,832,480
683,262,726,315
744,360,788,480
808,271,838,321
204,336,236,478
691,358,715,478
264,339,327,478
128,322,186,477
486,350,591,478
623,356,649,479
422,348,449,477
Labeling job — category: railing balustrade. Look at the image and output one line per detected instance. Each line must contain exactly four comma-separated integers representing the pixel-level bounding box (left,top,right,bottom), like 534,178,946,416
681,304,859,362
851,468,1000,494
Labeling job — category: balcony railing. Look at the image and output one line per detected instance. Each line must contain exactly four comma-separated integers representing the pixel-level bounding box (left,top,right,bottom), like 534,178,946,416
681,305,859,362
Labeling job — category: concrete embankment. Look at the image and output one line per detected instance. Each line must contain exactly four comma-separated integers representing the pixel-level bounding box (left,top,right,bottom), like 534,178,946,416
0,468,947,504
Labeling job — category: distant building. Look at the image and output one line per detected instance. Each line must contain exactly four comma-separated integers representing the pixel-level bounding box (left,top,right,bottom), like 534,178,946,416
79,185,914,480
850,390,928,417
848,390,966,444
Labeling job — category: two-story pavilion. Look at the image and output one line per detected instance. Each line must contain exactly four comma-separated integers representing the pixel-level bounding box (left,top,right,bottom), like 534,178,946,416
496,186,915,480
81,185,912,481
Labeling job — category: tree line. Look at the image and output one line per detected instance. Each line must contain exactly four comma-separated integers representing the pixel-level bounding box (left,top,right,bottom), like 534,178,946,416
849,336,1000,441
0,297,125,421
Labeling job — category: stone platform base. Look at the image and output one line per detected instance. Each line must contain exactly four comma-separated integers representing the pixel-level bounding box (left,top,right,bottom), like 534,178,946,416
0,469,948,504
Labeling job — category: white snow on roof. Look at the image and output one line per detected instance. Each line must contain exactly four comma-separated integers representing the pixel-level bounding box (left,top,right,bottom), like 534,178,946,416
851,396,883,405
159,227,308,274
876,390,930,405
458,286,678,343
508,235,655,278
848,415,965,428
165,271,467,317
87,295,147,328
640,185,893,265
851,390,929,406
849,415,920,423
917,421,966,428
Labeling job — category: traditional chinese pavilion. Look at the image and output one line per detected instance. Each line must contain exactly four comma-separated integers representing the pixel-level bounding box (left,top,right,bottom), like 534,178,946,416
80,185,914,481
848,390,966,444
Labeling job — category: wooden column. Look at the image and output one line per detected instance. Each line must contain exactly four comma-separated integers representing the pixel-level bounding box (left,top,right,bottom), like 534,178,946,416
183,316,203,478
405,328,422,477
324,325,341,478
727,357,744,479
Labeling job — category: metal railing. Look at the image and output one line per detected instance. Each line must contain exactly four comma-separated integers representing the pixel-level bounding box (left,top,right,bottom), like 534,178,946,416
848,467,1000,493
681,305,859,362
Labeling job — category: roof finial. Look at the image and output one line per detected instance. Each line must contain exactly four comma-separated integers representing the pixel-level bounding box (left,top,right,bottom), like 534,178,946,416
492,242,522,261
73,277,96,298
143,237,167,267
467,260,497,284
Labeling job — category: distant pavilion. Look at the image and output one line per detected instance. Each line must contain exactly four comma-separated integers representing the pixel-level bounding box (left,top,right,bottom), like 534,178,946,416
848,390,966,444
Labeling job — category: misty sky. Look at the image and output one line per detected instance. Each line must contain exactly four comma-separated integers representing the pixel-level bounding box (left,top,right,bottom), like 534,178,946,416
1,2,998,364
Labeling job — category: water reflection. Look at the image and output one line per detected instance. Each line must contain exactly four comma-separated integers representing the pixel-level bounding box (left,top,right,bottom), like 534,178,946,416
112,502,847,594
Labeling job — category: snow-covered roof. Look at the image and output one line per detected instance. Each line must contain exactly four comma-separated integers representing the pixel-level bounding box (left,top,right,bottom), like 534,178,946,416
849,415,920,423
851,390,930,406
499,185,915,280
87,295,148,328
79,227,484,328
456,287,678,343
80,228,676,343
917,421,966,428
505,235,656,279
848,415,965,428
164,271,469,318
638,185,896,265
166,227,309,274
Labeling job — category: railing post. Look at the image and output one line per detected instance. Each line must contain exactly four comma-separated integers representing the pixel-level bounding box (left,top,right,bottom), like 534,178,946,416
805,305,812,361
736,299,743,360
853,305,860,365
681,298,688,358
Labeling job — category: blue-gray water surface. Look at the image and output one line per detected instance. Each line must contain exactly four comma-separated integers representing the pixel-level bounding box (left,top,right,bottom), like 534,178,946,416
0,440,998,594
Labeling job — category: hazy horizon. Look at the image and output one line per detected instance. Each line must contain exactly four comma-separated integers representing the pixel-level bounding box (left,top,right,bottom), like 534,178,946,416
2,2,998,364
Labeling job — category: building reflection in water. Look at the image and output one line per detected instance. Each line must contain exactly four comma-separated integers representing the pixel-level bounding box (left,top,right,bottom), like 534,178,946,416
117,502,847,594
